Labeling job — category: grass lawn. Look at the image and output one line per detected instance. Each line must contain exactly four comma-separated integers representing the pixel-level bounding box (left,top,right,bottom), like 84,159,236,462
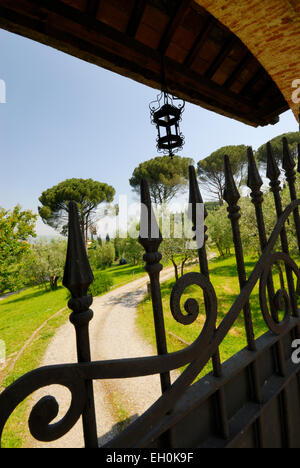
137,254,296,379
104,263,146,287
0,285,70,447
0,286,69,380
0,263,147,380
0,262,148,448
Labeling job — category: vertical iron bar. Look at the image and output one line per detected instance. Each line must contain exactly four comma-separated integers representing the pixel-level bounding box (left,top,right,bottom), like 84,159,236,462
282,137,300,253
247,147,278,321
265,143,291,379
282,137,300,349
223,155,263,444
63,201,98,449
138,179,172,447
223,155,256,351
189,166,222,376
139,179,171,393
147,269,172,393
247,148,287,377
266,142,298,318
189,166,229,440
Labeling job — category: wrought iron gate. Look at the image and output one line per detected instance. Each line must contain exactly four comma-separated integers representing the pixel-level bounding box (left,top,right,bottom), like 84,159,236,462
1,139,300,448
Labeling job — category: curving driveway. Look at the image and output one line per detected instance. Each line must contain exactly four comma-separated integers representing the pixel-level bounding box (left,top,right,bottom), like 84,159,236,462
30,267,177,448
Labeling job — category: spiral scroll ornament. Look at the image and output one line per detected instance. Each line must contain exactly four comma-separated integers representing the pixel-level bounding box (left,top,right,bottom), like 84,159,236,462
0,366,87,445
259,252,300,335
170,272,218,348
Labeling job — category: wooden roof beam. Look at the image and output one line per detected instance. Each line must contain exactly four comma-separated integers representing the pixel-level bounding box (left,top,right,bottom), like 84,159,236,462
184,16,214,68
240,68,265,96
158,0,193,55
254,78,277,105
205,35,236,80
0,0,287,126
126,0,147,38
224,51,252,89
86,0,101,17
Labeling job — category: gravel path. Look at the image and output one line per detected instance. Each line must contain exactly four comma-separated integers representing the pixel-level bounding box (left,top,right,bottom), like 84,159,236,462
30,268,177,448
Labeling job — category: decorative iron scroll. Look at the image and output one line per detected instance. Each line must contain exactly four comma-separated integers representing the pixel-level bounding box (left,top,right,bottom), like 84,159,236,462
0,139,300,448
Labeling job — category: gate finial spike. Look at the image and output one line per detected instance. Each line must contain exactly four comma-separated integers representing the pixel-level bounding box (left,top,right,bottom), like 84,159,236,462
282,137,295,172
189,165,208,220
223,154,240,205
63,201,94,298
139,178,162,252
266,142,280,182
247,147,263,192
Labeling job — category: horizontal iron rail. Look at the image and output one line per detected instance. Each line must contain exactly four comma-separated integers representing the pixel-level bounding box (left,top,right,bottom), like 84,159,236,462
116,317,300,447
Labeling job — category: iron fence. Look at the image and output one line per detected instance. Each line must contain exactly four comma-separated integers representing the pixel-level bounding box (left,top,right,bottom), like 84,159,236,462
0,139,300,448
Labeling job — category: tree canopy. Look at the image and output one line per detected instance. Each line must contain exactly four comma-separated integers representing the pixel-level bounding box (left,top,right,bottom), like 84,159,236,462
256,132,300,166
0,206,37,293
129,155,193,205
197,145,248,205
38,178,115,244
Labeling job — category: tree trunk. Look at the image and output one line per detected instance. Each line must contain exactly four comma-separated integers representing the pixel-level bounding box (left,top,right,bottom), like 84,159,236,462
171,258,179,281
85,217,89,252
79,215,88,253
181,256,188,277
50,275,59,290
216,242,224,257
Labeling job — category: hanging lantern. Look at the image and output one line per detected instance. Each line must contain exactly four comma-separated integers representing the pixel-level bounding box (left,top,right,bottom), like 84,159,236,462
150,91,185,158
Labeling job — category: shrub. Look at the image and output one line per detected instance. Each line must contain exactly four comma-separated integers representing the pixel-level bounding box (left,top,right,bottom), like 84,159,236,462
88,243,115,270
88,272,113,297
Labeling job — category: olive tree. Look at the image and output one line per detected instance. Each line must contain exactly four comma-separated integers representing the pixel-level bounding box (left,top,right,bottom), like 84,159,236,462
22,238,67,290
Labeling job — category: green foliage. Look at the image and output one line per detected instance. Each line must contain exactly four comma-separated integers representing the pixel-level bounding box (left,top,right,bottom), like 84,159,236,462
0,206,37,294
129,155,193,204
21,238,67,290
160,237,197,280
237,176,300,257
158,210,198,279
114,236,121,260
88,271,113,296
256,132,300,166
205,174,300,258
197,145,248,204
238,194,278,256
88,242,115,270
38,178,115,242
120,237,144,266
205,201,220,212
206,204,233,256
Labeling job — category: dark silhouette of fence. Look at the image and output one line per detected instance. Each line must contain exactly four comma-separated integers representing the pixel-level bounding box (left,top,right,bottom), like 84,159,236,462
1,139,300,448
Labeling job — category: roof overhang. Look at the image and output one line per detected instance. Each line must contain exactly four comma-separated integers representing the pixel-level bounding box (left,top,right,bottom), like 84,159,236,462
0,0,292,127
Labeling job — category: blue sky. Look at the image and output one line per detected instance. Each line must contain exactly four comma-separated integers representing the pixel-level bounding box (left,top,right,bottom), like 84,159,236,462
0,28,298,236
